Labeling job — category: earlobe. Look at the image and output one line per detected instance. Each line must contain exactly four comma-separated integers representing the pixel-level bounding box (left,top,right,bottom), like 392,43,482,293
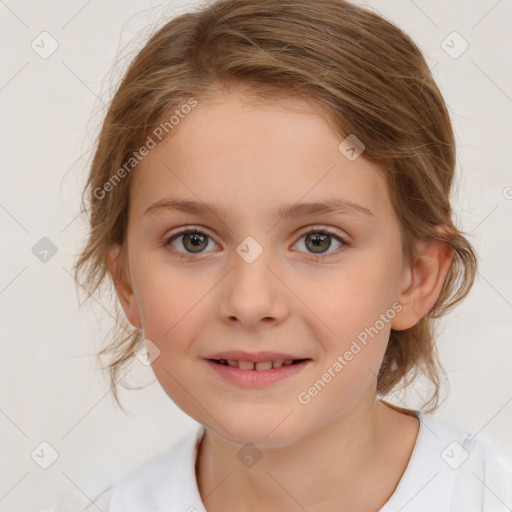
391,237,454,331
106,244,142,329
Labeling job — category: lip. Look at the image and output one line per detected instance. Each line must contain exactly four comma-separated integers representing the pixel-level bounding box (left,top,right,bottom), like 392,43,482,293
205,350,308,363
205,358,312,388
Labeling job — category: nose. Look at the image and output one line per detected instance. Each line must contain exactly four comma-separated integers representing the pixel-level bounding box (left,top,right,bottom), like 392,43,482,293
218,243,289,330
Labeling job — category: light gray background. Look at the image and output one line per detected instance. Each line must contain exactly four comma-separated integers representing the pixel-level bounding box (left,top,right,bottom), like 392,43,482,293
1,0,511,510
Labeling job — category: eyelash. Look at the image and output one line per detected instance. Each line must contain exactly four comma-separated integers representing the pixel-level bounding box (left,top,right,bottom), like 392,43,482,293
163,225,350,261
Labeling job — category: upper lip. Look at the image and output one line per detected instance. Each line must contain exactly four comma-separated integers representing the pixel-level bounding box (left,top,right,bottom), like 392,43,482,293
206,350,310,363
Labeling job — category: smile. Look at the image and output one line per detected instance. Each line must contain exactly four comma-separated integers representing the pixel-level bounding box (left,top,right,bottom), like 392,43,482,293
206,358,312,387
210,358,307,371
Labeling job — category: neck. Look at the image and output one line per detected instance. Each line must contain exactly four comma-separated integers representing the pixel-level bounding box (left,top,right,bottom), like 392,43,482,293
196,392,419,512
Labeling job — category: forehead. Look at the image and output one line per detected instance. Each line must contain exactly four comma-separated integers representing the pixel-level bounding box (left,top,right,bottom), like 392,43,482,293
130,91,390,222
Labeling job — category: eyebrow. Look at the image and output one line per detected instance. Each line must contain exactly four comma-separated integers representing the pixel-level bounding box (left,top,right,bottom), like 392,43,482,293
144,197,373,219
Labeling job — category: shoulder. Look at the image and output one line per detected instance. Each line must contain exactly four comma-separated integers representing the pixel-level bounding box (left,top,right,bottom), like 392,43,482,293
453,426,512,510
101,425,205,512
418,412,512,510
83,486,116,511
419,412,512,476
380,411,512,511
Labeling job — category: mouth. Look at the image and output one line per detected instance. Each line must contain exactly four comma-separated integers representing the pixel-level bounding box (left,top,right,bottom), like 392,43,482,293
208,358,310,371
205,357,313,387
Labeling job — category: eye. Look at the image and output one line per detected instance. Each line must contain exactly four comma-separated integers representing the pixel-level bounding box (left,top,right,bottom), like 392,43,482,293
164,227,218,256
292,226,348,257
164,225,349,259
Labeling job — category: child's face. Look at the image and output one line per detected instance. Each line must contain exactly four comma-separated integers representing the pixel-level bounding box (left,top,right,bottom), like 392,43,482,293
111,89,413,446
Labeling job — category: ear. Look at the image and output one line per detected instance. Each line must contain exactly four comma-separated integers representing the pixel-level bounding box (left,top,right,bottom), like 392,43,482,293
106,244,142,329
391,234,454,331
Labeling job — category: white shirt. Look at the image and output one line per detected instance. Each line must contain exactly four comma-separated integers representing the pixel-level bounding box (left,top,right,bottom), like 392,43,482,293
73,411,512,511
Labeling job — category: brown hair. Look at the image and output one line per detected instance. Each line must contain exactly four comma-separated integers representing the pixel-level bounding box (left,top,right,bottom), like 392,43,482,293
73,0,477,413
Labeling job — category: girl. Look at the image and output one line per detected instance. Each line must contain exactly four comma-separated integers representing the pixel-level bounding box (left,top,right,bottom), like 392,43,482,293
71,0,512,510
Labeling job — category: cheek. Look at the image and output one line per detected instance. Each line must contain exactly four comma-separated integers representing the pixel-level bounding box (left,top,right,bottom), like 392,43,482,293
131,252,205,334
143,296,207,416
131,261,209,408
150,358,210,424
302,251,401,343
294,253,401,400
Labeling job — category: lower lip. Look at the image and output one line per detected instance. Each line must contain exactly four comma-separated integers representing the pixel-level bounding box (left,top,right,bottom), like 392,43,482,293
205,359,311,387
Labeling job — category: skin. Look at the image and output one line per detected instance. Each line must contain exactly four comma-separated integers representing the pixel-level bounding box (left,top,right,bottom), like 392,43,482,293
107,87,453,511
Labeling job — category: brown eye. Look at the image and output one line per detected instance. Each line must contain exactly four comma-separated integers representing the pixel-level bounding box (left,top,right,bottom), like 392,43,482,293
166,229,215,254
294,228,347,256
304,232,332,253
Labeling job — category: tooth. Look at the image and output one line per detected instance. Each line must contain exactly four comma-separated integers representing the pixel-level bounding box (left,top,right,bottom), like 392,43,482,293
283,359,294,366
272,360,284,368
255,361,273,371
227,359,238,367
238,360,255,370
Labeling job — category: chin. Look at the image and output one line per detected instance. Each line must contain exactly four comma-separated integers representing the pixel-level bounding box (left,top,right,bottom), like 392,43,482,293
207,411,308,449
